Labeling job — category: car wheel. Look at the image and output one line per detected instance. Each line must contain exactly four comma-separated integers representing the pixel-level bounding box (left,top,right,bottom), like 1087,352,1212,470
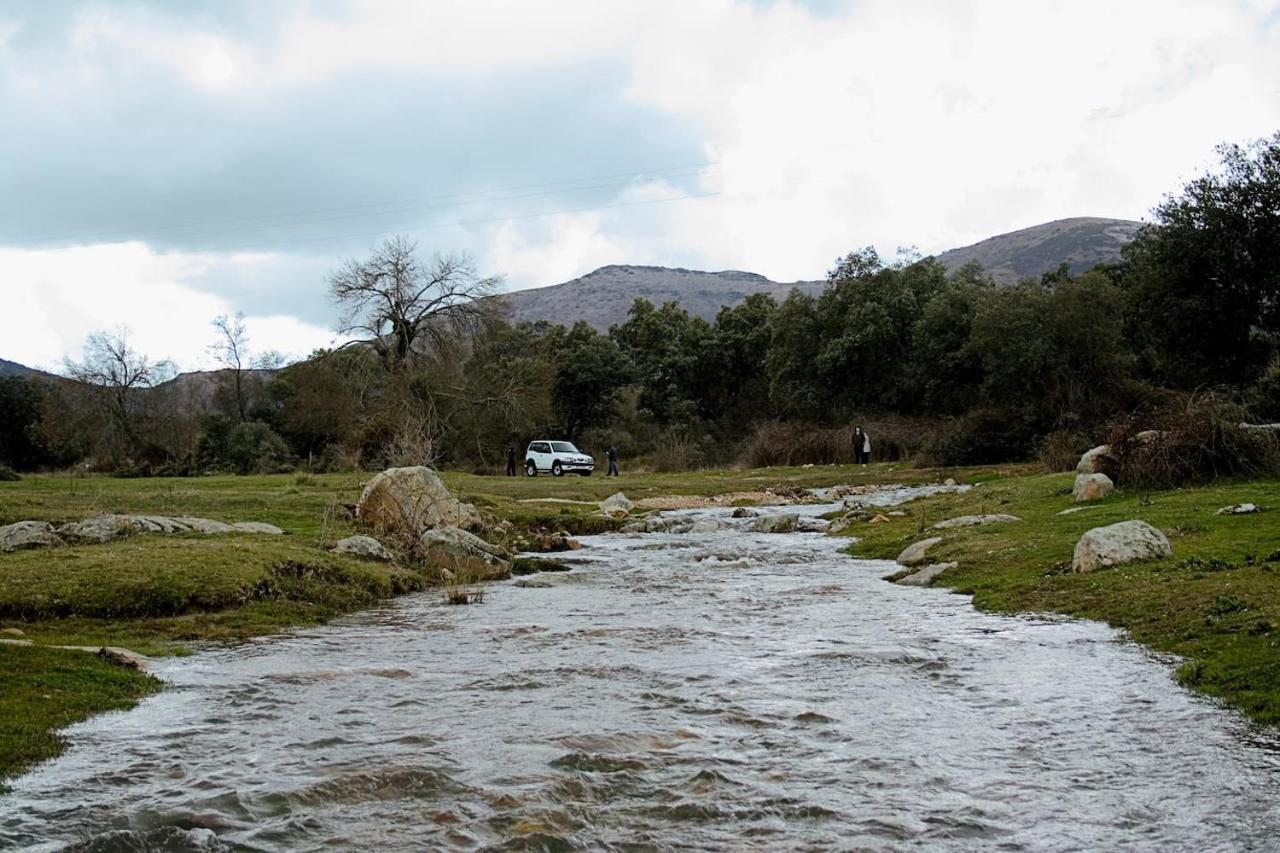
551,461,564,477
525,461,537,477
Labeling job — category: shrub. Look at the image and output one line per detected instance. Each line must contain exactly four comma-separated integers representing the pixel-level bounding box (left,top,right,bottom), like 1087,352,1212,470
1106,391,1280,488
0,464,19,482
735,417,942,468
1038,429,1093,472
922,408,1038,466
197,419,295,475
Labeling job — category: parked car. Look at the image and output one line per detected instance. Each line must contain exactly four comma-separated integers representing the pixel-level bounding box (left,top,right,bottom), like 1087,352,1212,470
524,440,594,477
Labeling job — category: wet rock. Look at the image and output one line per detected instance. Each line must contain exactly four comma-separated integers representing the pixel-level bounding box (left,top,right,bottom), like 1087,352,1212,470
1073,473,1115,503
0,520,64,553
356,466,483,536
1076,444,1116,476
796,517,830,533
750,513,798,534
689,519,724,533
231,521,285,535
933,514,1020,529
731,507,756,519
514,577,554,588
331,534,393,561
621,516,692,535
598,492,634,518
1216,503,1260,515
896,562,957,586
897,536,943,567
420,526,512,581
1072,520,1172,573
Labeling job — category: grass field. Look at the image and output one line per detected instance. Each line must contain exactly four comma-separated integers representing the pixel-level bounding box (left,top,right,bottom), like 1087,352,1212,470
2,462,1279,786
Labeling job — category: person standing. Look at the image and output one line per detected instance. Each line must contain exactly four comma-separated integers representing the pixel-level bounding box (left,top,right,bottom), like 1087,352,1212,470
852,427,865,465
861,429,872,465
505,445,517,477
607,445,619,477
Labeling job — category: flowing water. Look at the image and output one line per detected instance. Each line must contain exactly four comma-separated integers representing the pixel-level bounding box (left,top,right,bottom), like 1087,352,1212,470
4,491,1280,851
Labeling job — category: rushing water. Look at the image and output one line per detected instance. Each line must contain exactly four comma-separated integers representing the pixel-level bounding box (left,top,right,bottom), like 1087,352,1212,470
4,493,1280,851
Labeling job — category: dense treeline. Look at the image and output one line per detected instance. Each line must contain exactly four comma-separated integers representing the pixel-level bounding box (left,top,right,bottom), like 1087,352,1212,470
2,132,1278,476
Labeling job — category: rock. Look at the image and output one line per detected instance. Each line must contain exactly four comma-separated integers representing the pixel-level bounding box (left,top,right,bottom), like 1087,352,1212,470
689,519,724,533
598,492,634,518
887,510,908,518
356,466,483,536
514,577,554,588
868,513,891,524
1216,503,1260,515
231,521,285,535
933,513,1020,529
896,562,957,587
1,627,25,637
97,646,149,671
943,478,957,487
57,515,134,544
1132,430,1165,445
750,513,798,534
175,516,237,534
731,507,756,519
1076,444,1116,476
331,534,394,561
1071,520,1172,573
1056,506,1094,516
795,517,831,533
897,536,943,567
419,526,512,581
1073,473,1115,502
0,520,64,553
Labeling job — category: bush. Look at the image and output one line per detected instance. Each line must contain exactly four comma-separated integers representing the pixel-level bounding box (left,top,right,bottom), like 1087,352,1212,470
197,417,295,474
0,464,19,482
923,408,1039,466
1106,392,1280,488
736,417,942,468
1038,429,1093,472
648,429,714,472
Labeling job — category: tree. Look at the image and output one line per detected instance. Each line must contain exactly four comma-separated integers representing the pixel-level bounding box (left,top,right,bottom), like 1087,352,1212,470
0,376,51,470
209,313,251,421
329,236,502,370
548,322,632,438
1123,131,1280,387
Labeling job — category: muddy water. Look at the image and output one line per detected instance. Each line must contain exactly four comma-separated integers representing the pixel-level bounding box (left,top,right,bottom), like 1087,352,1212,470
4,495,1280,851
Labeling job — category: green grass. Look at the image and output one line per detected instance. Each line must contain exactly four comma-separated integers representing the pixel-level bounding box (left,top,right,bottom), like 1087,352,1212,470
843,472,1280,724
0,644,161,792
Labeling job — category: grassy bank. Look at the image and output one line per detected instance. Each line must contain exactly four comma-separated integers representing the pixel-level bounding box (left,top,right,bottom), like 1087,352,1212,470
2,461,977,785
843,473,1280,724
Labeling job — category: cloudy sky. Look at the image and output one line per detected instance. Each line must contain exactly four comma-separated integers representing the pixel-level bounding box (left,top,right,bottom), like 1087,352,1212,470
2,0,1278,371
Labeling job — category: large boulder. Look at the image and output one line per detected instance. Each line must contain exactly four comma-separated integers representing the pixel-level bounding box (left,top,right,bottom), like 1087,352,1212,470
419,526,511,581
1076,444,1116,476
0,521,63,553
331,534,393,561
57,515,135,544
933,514,1020,529
897,536,943,567
750,513,798,534
1073,473,1115,503
599,492,634,518
1072,520,1172,573
357,467,483,536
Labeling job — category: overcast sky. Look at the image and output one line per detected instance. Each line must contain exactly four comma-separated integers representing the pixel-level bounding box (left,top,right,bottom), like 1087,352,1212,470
2,0,1278,371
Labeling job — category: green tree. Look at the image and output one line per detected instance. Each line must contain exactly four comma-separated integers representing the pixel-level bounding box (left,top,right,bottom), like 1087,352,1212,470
548,322,632,438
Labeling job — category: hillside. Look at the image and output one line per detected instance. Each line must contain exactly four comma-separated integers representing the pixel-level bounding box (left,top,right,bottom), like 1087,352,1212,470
935,216,1142,284
497,265,825,331
498,217,1143,329
0,358,36,378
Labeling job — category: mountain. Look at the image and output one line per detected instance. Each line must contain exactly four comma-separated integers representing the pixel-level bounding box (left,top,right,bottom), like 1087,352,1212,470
935,217,1142,284
498,218,1144,330
0,358,33,378
497,265,825,331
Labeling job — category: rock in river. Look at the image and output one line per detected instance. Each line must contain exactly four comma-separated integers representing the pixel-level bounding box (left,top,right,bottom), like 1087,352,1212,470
0,520,64,553
357,466,483,536
896,562,957,587
750,513,798,534
420,526,512,581
897,536,943,567
1072,520,1172,573
599,492,634,518
331,534,394,561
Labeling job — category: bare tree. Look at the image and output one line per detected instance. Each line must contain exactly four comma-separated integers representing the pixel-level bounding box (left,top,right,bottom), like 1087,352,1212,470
329,236,502,370
64,329,175,465
209,313,250,420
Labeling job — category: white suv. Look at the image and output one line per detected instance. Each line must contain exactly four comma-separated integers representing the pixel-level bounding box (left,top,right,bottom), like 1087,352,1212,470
525,440,594,477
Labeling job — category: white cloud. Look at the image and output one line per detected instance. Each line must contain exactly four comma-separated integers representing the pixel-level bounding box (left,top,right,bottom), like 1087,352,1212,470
0,243,335,371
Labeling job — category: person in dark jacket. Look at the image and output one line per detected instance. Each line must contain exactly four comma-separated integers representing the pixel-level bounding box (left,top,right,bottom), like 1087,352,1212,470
505,445,517,477
852,427,865,465
607,445,619,477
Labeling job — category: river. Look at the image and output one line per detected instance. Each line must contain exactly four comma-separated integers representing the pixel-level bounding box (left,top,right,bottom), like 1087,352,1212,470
4,492,1280,851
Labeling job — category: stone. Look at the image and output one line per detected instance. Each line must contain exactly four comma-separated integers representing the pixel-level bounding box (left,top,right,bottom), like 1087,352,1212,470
897,536,943,567
868,513,891,524
175,516,237,534
750,513,798,534
731,507,756,519
689,519,724,533
598,492,634,518
932,513,1020,529
1076,444,1116,476
943,478,957,487
356,466,483,536
57,515,134,544
1,627,26,637
1132,430,1166,445
0,520,64,553
514,577,554,588
896,562,957,587
795,517,831,533
887,510,908,518
1072,520,1172,573
331,534,394,561
1216,503,1260,515
1073,473,1115,503
231,521,285,535
1056,506,1094,516
419,526,512,581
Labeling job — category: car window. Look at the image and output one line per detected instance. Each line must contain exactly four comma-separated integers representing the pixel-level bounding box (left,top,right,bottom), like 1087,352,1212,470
551,442,577,453
532,442,550,453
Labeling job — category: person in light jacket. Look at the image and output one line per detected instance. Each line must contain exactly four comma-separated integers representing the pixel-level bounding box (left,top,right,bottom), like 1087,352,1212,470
861,429,872,465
